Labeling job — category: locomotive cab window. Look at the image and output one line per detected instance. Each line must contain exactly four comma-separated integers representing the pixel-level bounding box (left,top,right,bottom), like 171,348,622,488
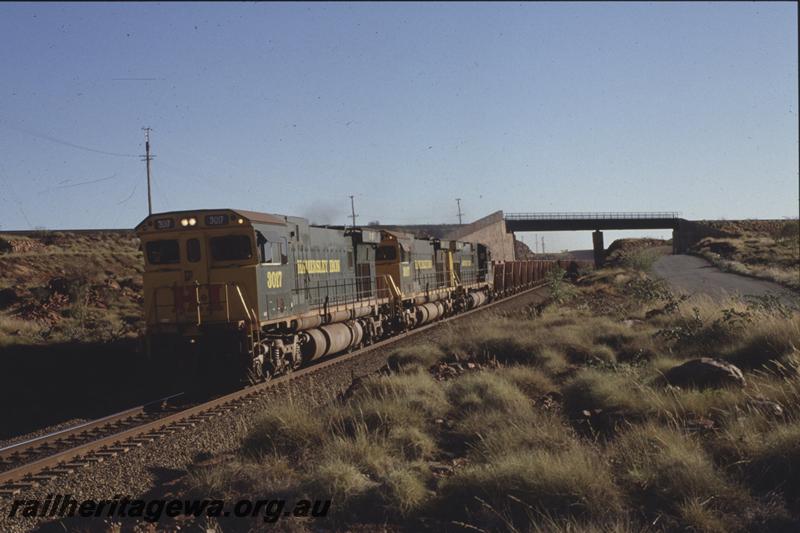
376,245,397,261
256,232,272,263
210,235,253,261
280,237,288,264
186,238,201,263
256,231,287,264
145,239,180,265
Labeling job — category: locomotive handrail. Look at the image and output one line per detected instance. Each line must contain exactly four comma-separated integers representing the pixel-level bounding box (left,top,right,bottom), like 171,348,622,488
295,274,384,309
149,281,254,328
504,212,681,220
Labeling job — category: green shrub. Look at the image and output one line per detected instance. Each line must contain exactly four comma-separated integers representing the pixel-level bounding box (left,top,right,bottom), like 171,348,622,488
621,249,659,272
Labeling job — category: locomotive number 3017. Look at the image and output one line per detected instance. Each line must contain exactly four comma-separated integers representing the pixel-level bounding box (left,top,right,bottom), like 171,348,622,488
267,271,283,289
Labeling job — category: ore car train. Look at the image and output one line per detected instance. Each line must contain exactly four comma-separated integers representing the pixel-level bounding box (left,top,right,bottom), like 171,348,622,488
135,208,576,384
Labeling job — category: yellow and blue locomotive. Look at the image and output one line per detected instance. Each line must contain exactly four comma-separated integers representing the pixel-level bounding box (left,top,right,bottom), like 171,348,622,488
135,208,496,383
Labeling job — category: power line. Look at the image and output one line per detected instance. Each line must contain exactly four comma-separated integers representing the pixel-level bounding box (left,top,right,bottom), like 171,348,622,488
0,163,33,229
0,119,139,158
116,181,138,205
38,173,119,193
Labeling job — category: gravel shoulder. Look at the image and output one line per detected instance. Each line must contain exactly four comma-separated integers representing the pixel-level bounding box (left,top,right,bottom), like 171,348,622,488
653,254,798,306
0,288,549,533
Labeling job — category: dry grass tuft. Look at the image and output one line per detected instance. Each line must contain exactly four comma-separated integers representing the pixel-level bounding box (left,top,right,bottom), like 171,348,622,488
438,444,623,525
386,343,444,372
493,365,556,398
340,370,449,433
387,425,437,460
563,369,651,426
242,402,326,458
712,419,800,509
446,371,531,416
186,454,301,499
463,410,577,461
612,423,753,529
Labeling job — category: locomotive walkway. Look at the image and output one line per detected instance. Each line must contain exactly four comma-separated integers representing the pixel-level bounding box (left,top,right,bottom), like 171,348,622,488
504,212,691,266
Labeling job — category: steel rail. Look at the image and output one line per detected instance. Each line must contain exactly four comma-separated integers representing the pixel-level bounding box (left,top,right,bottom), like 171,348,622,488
0,393,184,465
0,283,548,497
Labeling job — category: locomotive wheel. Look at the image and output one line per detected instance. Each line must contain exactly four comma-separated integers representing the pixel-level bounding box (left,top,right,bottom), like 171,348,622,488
246,358,265,385
246,343,270,385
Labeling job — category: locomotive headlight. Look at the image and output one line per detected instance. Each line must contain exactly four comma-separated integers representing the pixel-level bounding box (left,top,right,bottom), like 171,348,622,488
237,218,245,224
188,217,197,226
180,218,189,227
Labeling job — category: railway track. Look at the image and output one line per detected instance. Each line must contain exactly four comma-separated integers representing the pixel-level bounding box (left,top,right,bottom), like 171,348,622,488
0,284,548,499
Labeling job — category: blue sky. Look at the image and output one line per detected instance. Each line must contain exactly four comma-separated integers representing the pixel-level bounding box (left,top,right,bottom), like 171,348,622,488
0,2,796,250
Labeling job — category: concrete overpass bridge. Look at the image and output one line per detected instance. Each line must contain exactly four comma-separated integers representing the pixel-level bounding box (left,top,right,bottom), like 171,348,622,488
372,211,720,266
504,212,699,266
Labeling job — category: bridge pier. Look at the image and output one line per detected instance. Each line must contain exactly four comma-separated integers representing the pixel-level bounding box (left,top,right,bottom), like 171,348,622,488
592,230,605,267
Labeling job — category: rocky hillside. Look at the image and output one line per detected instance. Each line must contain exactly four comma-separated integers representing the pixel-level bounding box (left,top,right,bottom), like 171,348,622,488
691,219,799,291
0,231,143,346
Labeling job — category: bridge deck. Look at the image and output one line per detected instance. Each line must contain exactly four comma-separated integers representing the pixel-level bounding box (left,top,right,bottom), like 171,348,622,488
504,212,683,232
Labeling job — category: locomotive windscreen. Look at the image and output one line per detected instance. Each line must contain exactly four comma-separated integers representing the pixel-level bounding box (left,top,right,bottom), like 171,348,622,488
145,240,180,265
210,235,253,261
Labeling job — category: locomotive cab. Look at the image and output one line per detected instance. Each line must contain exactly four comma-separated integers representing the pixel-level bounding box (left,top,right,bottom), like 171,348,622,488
136,209,287,377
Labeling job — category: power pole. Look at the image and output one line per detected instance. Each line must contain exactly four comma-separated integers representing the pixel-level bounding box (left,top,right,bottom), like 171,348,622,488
349,195,358,227
456,198,463,225
541,236,545,255
141,127,155,215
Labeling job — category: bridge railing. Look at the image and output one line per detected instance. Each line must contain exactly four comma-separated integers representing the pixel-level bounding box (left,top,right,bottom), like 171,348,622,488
505,212,682,220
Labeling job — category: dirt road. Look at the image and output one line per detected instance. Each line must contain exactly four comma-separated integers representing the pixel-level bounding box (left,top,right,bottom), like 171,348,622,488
652,254,798,306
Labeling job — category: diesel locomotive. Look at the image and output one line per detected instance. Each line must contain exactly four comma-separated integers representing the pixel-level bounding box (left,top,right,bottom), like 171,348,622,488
135,208,564,383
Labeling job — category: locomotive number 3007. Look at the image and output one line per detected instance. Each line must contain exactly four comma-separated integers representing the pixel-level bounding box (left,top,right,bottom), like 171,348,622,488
267,271,283,289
